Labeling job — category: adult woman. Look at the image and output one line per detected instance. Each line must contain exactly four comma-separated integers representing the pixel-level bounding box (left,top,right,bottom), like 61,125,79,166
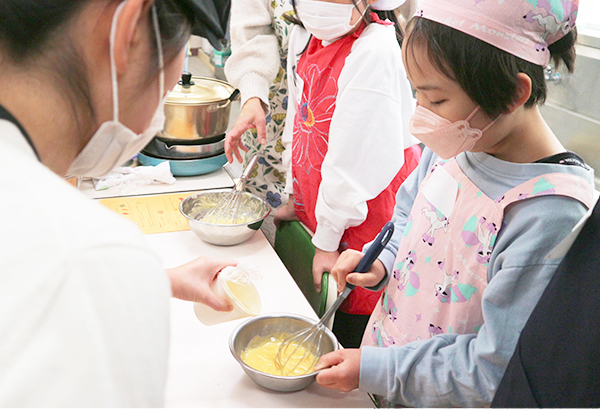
224,0,295,218
0,0,231,406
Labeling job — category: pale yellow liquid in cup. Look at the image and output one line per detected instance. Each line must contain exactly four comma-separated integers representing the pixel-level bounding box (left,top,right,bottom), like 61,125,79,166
193,270,261,326
223,280,260,314
240,334,319,377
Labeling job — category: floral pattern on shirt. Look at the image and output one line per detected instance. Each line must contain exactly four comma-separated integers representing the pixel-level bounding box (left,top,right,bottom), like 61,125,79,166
241,0,294,208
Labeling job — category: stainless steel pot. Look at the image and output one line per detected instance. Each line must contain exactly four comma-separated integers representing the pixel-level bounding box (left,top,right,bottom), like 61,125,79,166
162,73,240,141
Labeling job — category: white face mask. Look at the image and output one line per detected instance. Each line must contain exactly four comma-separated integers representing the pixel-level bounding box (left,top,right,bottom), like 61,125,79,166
297,0,363,42
67,2,165,178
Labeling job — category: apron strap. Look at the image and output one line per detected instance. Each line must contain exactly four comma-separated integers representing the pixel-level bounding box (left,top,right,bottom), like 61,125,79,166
495,172,595,211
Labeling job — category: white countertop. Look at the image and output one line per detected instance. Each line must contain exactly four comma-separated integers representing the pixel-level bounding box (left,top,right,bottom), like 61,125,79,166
82,166,374,408
78,166,235,199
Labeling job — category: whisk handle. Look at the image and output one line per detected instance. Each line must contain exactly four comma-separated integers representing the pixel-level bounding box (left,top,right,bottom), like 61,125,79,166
222,162,237,182
239,154,260,184
318,287,351,326
346,222,394,291
315,223,394,328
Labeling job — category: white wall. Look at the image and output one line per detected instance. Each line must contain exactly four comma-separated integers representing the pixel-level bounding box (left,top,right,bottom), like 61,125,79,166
540,43,600,190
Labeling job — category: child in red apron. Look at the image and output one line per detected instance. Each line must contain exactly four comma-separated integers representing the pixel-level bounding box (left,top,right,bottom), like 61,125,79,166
312,0,597,406
275,0,421,347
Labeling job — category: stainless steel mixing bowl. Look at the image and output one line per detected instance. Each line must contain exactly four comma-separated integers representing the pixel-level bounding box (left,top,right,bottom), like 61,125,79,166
179,189,271,246
229,314,339,392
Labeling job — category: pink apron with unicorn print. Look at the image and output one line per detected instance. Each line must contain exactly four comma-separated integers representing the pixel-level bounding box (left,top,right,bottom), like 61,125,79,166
363,158,595,347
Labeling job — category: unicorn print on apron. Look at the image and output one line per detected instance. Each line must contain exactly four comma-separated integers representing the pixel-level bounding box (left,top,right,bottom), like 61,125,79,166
363,157,595,347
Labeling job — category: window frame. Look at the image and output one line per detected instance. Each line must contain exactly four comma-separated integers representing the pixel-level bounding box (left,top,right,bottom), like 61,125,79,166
579,31,600,49
577,0,600,49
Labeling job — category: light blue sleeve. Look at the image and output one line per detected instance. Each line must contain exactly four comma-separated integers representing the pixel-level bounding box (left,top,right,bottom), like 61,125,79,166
359,192,590,406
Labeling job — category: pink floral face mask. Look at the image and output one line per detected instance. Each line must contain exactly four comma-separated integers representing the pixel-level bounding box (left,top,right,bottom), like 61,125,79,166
408,105,498,159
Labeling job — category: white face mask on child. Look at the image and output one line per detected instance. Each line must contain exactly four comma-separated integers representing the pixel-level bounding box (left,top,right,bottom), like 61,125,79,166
297,0,363,41
67,2,165,178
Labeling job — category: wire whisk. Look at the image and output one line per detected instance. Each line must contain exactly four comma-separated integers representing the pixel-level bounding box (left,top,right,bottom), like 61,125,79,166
202,154,260,225
275,222,395,376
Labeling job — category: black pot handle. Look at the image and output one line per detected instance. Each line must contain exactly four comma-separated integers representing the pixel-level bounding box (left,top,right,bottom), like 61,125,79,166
211,88,240,110
229,88,240,102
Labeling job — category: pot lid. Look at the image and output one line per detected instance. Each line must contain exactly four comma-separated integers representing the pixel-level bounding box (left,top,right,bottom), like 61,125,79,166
166,72,235,105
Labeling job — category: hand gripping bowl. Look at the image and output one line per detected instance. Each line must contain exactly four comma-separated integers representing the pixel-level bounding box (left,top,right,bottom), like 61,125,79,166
229,314,339,392
179,189,271,246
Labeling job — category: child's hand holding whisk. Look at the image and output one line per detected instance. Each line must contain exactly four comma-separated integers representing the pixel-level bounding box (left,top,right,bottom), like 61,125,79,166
330,249,388,293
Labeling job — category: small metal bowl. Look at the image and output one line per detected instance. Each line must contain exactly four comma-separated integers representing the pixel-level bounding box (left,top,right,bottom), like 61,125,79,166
229,314,339,392
179,189,271,246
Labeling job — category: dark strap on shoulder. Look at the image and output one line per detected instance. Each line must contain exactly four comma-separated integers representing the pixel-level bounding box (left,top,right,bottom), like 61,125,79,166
535,151,587,168
0,105,41,162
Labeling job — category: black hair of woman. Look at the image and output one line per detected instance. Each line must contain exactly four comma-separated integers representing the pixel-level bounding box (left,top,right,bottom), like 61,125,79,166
404,17,577,119
0,0,192,138
0,0,192,64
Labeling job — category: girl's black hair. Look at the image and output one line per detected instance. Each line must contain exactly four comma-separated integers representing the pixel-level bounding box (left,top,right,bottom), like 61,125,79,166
0,0,192,132
374,9,403,45
153,0,195,64
404,17,577,118
283,0,404,48
0,0,192,64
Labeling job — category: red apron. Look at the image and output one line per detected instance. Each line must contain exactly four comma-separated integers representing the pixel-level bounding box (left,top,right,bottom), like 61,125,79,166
292,15,421,314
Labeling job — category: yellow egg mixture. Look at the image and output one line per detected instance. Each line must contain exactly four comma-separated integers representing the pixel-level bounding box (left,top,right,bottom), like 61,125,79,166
202,210,256,225
240,334,319,376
